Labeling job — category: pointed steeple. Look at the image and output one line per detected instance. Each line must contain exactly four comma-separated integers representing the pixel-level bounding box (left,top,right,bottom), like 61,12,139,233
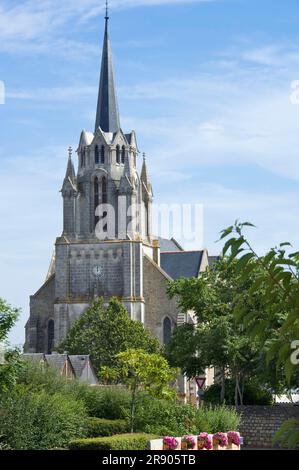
141,153,148,183
95,6,120,134
141,153,153,198
64,147,76,185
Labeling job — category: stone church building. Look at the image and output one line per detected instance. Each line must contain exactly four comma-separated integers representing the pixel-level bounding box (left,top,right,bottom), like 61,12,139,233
24,13,214,355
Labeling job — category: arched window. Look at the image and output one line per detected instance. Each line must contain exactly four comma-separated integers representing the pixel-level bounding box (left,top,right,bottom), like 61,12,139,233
102,176,107,204
163,317,172,346
47,319,55,354
102,177,107,232
101,145,105,164
116,145,120,164
94,177,99,229
95,145,99,164
121,146,126,164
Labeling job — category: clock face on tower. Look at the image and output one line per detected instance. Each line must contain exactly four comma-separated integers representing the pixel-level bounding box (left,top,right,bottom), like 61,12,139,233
93,265,103,278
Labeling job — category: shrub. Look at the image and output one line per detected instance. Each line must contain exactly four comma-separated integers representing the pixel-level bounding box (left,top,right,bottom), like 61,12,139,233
69,433,158,450
86,418,129,437
80,386,132,419
198,405,241,434
0,385,87,450
204,379,273,406
135,394,199,436
18,361,132,419
134,394,240,436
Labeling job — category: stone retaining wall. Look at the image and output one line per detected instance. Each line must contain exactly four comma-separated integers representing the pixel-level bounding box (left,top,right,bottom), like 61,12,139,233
234,405,299,448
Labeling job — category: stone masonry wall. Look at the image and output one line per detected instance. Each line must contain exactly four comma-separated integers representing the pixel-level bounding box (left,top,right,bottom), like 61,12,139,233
234,405,299,448
143,254,180,342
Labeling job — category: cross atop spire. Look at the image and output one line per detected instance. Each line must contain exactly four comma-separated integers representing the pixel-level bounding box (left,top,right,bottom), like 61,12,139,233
94,3,120,134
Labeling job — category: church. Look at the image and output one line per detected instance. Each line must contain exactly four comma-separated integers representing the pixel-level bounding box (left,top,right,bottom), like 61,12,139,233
24,11,215,355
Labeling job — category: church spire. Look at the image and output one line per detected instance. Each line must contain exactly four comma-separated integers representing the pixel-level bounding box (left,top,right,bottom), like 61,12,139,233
63,146,76,185
95,3,120,134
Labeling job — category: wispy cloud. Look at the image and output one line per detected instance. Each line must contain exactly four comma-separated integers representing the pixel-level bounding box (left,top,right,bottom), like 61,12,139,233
0,0,216,54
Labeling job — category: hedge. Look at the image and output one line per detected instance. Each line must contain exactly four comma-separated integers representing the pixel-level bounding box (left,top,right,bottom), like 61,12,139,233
69,433,158,450
86,418,129,437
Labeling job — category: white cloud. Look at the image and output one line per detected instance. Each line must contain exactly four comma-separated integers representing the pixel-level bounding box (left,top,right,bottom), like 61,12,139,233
0,0,217,54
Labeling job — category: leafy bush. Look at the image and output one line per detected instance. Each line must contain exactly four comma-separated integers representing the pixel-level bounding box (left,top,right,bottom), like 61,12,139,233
204,380,273,406
80,386,132,419
86,418,129,437
273,419,299,449
18,361,131,419
0,385,87,450
15,362,240,442
135,394,240,436
198,405,241,434
69,433,158,450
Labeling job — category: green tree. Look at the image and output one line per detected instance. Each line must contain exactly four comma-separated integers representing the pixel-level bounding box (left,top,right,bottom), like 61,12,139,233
100,349,178,433
0,298,19,342
0,298,22,393
58,297,160,374
167,258,273,405
220,221,299,447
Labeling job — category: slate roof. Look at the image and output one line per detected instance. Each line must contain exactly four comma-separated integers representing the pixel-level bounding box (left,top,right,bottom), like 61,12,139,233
160,251,204,280
159,237,183,253
45,354,69,372
68,355,90,378
23,353,45,363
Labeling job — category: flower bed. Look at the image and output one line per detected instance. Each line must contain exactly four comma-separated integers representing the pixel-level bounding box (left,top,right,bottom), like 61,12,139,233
149,431,241,451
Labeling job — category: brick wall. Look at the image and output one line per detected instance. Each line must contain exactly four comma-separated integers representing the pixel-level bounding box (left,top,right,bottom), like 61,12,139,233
234,405,299,448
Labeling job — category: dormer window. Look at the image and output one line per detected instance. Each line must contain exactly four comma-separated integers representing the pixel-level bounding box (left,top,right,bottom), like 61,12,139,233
95,145,99,164
101,145,105,164
121,146,126,164
116,145,120,164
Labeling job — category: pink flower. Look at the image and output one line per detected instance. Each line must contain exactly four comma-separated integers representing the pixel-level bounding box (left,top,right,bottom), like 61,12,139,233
163,436,179,450
182,436,196,449
198,433,213,450
213,432,228,447
227,431,240,446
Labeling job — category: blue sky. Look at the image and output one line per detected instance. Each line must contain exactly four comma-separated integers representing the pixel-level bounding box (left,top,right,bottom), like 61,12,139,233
1,0,299,345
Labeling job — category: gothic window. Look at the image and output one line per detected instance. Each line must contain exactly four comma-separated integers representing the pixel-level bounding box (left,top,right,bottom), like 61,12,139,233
121,145,126,164
95,145,99,164
101,145,105,164
102,177,107,232
47,319,55,354
102,177,107,204
94,177,99,229
116,145,120,164
163,317,172,346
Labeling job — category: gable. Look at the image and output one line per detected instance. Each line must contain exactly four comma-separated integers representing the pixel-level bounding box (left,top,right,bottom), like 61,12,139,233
160,251,204,280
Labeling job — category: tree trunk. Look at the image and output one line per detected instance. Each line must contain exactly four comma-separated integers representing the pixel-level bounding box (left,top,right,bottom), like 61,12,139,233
237,377,243,406
130,383,137,433
234,375,239,407
220,368,226,403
